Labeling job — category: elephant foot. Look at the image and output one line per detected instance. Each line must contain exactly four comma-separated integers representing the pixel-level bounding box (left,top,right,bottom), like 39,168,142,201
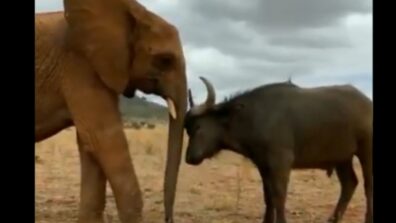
77,213,105,223
118,208,143,223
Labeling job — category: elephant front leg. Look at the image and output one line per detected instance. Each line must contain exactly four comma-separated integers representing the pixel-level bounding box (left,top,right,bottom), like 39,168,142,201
77,134,106,223
86,129,144,223
73,115,144,223
63,61,143,222
75,119,144,223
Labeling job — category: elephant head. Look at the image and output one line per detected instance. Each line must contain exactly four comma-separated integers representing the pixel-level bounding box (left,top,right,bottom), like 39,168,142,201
63,0,187,221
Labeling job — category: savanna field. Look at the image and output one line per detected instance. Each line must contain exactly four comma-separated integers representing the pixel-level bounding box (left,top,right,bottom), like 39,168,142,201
35,123,366,223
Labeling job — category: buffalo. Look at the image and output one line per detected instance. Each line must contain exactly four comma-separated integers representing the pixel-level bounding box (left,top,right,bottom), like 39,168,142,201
184,77,372,223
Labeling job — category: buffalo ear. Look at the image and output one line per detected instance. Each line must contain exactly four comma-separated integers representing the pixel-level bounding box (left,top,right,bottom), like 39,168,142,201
215,102,244,113
63,0,147,94
213,102,245,125
188,89,195,108
234,103,245,112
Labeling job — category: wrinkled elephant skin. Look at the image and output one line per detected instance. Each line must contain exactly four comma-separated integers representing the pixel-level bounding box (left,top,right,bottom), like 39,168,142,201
35,0,188,222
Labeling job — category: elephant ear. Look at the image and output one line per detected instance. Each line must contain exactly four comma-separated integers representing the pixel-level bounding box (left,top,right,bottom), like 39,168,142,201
63,0,148,94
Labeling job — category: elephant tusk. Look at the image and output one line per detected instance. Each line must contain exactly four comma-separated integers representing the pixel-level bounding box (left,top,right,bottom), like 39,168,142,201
166,98,177,120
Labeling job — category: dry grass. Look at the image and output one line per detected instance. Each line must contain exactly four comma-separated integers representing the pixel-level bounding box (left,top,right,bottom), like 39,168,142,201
35,124,366,223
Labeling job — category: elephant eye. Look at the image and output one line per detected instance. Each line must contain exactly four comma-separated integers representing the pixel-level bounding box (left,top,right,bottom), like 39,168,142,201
153,53,175,71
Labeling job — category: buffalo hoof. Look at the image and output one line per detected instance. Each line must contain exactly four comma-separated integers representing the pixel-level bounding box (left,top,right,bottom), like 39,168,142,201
327,216,340,223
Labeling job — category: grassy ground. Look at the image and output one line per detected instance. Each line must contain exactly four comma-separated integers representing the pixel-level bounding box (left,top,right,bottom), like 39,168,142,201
35,125,366,223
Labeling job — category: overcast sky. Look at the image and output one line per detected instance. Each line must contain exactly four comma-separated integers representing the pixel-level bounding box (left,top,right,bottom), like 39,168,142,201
36,0,372,105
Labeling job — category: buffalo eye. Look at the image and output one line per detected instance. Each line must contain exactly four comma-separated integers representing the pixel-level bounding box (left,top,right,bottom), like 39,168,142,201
193,124,201,133
153,53,175,71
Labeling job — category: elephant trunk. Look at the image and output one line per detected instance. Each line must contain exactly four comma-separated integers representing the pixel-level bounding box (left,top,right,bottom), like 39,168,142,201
163,81,187,223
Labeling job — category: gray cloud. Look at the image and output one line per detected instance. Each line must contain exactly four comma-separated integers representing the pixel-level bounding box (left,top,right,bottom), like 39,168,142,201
183,0,371,30
35,0,63,12
268,32,351,49
35,0,373,104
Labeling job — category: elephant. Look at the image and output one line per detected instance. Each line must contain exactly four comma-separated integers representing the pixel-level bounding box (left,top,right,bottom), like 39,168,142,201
35,0,187,222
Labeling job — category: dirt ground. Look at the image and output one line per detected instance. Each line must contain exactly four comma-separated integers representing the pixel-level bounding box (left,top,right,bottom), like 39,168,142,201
35,125,366,223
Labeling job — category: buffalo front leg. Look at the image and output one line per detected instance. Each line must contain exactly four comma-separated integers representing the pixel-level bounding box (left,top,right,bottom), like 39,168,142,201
360,157,373,223
357,135,373,223
258,168,275,223
328,160,358,223
269,168,291,223
77,134,106,223
263,181,275,223
265,148,293,223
